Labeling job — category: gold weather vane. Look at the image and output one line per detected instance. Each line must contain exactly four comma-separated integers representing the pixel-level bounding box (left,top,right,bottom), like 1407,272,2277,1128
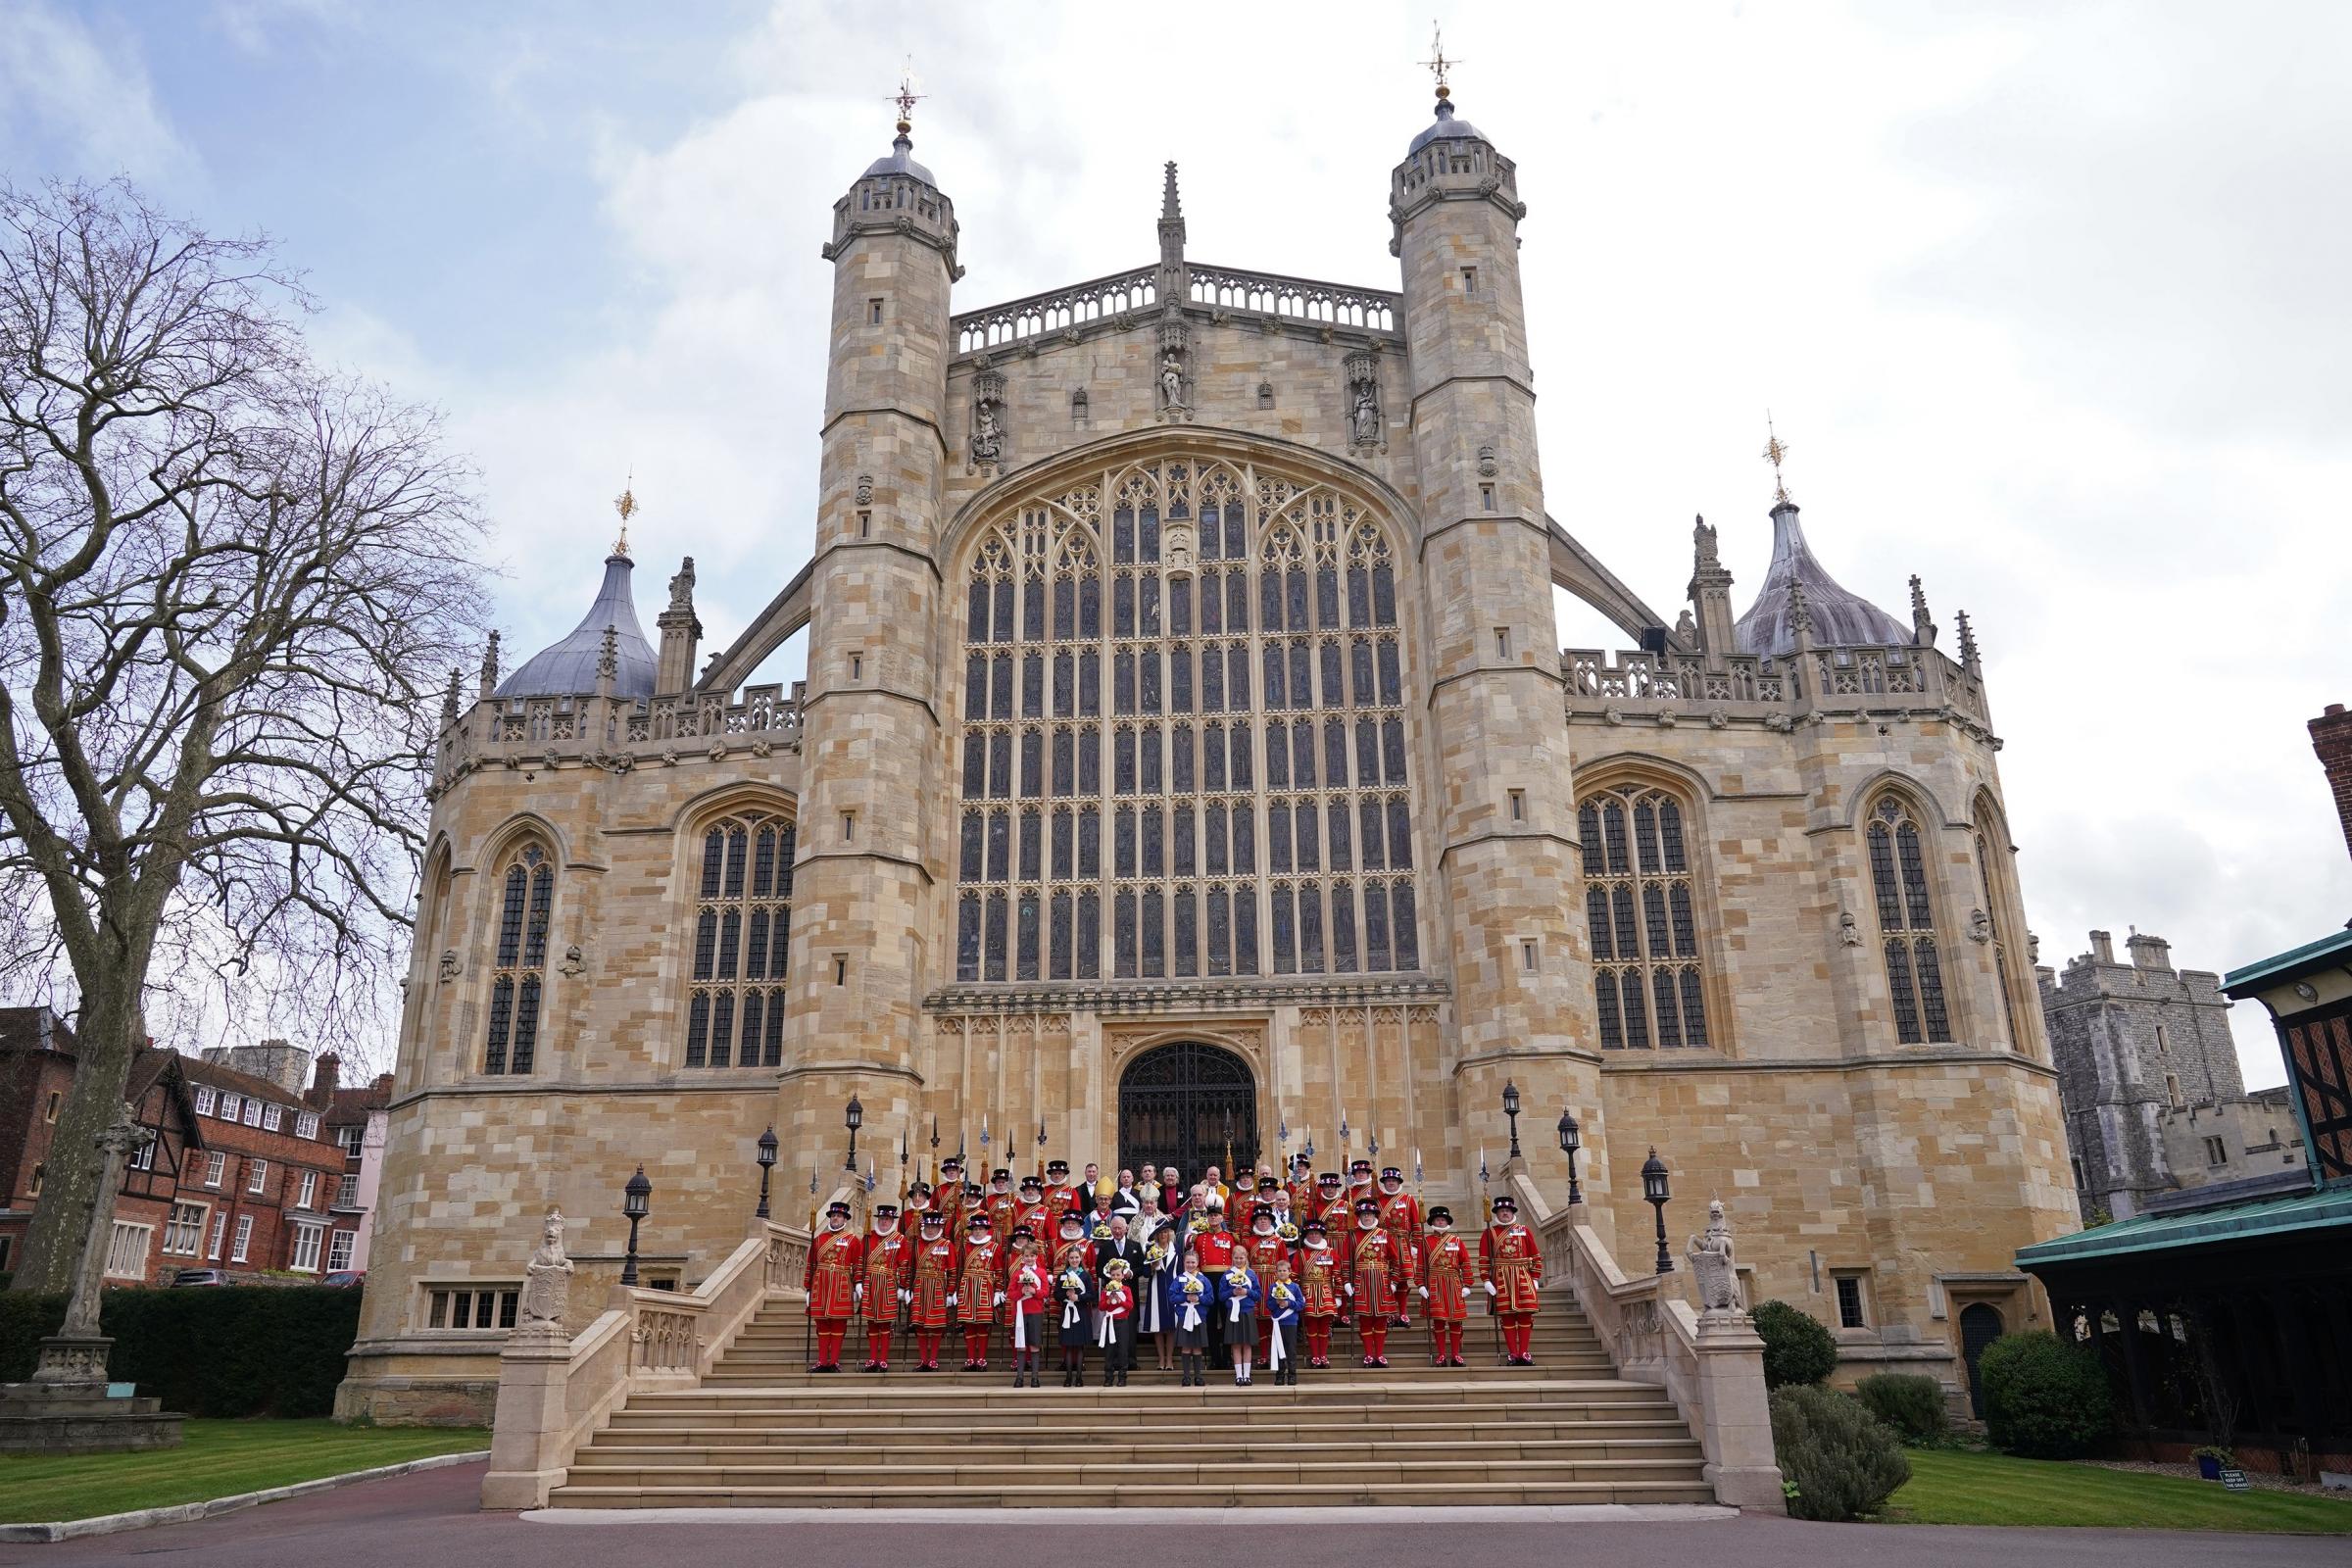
1423,23,1459,100
1762,415,1792,506
612,471,637,555
890,58,923,134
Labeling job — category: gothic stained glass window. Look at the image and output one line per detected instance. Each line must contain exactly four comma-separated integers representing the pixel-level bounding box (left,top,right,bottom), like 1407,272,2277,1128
1868,796,1949,1044
684,811,796,1067
484,843,554,1074
953,462,1417,983
1578,786,1709,1050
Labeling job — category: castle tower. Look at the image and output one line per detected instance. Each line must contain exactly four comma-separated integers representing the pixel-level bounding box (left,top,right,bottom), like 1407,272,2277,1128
1391,76,1612,1223
776,97,960,1198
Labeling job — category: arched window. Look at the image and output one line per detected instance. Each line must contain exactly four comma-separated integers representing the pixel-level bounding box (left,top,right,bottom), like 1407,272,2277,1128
1867,795,1949,1044
954,461,1418,984
1975,801,2032,1054
484,843,553,1074
685,809,796,1068
1578,784,1709,1049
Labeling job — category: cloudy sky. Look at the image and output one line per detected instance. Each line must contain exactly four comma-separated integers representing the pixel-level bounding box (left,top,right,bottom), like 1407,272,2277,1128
6,0,2345,1086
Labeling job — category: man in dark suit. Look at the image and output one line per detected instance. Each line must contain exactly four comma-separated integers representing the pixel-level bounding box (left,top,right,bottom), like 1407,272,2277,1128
1093,1212,1148,1384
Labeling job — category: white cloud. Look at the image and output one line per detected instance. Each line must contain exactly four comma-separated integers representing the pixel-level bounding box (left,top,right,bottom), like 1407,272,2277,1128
0,1,195,181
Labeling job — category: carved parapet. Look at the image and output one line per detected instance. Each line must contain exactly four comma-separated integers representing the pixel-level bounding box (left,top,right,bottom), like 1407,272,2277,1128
436,681,806,790
953,266,1158,356
1560,643,1995,744
826,172,958,274
949,260,1401,365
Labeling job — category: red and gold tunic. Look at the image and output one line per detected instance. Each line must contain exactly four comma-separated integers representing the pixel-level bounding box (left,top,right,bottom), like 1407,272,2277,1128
1298,1243,1346,1318
1044,1182,1085,1220
1318,1192,1356,1235
803,1227,862,1320
1287,1175,1319,1215
984,1189,1020,1239
1193,1227,1237,1273
861,1229,913,1323
1348,1224,1407,1318
956,1238,1004,1325
1013,1199,1052,1241
1481,1221,1544,1315
1246,1231,1293,1288
909,1234,957,1329
1379,1189,1424,1264
1052,1237,1094,1282
1421,1232,1475,1323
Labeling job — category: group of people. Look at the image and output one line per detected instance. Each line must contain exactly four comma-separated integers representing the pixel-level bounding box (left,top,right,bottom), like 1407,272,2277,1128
801,1152,1545,1388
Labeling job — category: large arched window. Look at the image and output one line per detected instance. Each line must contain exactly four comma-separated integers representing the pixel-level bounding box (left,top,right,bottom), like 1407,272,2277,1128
484,842,553,1074
1867,795,1949,1044
1578,784,1709,1049
954,459,1419,984
685,809,796,1068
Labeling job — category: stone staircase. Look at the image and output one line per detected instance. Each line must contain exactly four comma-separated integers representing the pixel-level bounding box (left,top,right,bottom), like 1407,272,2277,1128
547,1289,1716,1508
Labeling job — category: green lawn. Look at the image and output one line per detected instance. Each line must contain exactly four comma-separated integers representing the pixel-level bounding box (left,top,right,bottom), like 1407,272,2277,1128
1885,1447,2352,1535
0,1419,488,1525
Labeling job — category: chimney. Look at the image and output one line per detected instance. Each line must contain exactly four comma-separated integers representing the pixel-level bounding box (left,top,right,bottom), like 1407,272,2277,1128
309,1051,342,1106
2125,931,2173,972
2088,929,2116,964
2313,702,2352,866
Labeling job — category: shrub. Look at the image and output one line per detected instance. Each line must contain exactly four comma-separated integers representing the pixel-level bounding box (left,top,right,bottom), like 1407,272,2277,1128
1751,1298,1838,1389
1979,1331,2113,1458
0,1286,360,1417
1854,1372,1949,1445
1770,1384,1913,1521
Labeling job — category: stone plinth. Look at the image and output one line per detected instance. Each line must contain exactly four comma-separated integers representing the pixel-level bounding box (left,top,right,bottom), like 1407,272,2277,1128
0,1355,183,1454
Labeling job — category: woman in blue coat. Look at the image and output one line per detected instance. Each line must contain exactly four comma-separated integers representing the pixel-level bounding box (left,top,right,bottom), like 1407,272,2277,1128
1220,1261,1261,1386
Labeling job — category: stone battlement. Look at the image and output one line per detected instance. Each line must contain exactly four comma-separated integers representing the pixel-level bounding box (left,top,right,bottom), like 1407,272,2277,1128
1559,643,1992,739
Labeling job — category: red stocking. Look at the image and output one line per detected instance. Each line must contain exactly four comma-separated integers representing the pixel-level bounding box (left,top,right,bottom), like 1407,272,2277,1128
964,1328,988,1364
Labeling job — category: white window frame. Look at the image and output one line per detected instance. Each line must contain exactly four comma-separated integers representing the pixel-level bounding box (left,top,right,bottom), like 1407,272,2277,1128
105,1220,153,1280
326,1230,356,1272
193,1086,217,1116
246,1157,269,1195
296,1111,319,1140
203,1151,225,1188
289,1219,325,1273
335,1124,365,1155
242,1099,262,1127
220,1093,242,1121
128,1136,156,1171
207,1209,228,1260
162,1201,207,1256
262,1103,283,1132
296,1171,318,1210
230,1214,254,1263
424,1284,520,1332
335,1173,360,1209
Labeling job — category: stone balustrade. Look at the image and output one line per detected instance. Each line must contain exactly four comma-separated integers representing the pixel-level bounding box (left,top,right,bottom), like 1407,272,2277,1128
950,261,1401,363
1560,643,1992,739
1184,263,1400,335
954,267,1160,355
433,681,803,792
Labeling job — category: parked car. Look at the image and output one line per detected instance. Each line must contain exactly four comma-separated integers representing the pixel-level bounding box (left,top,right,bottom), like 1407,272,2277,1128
321,1270,367,1289
171,1268,233,1287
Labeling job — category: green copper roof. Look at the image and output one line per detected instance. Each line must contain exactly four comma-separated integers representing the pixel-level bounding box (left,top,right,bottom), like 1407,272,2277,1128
2016,1183,2352,1269
2223,926,2352,996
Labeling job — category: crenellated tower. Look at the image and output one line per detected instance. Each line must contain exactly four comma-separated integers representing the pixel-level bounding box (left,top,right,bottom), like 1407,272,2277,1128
776,94,961,1200
1391,74,1613,1227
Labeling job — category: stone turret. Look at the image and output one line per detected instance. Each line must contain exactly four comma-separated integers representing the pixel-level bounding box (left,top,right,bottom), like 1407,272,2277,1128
778,104,959,1200
1392,83,1612,1232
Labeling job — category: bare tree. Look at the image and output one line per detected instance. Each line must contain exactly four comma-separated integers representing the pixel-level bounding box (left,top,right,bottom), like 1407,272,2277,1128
0,178,486,1293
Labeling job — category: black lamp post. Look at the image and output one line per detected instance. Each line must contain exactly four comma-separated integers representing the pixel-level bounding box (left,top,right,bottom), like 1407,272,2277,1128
1501,1079,1522,1160
845,1095,864,1173
1556,1109,1583,1206
755,1125,778,1220
1641,1147,1673,1274
620,1164,652,1287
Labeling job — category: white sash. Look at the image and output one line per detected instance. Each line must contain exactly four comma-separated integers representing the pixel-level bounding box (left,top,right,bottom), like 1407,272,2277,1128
1097,1307,1117,1348
1267,1308,1288,1368
1181,1300,1202,1331
1228,1291,1245,1323
1061,1297,1082,1330
1014,1304,1029,1349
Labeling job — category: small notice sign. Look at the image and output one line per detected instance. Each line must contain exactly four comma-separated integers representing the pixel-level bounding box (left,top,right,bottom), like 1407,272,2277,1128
2221,1469,2250,1492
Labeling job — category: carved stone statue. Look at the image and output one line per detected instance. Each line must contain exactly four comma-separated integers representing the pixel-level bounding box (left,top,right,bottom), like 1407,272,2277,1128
667,557,696,613
438,948,462,982
515,1207,573,1341
1837,906,1862,948
1162,519,1195,577
1687,1199,1740,1313
1969,907,1993,944
1675,608,1696,644
1350,383,1381,446
1159,353,1185,409
560,944,585,977
972,400,1001,463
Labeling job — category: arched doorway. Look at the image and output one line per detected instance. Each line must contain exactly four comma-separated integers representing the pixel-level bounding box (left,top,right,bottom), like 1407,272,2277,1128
1960,1302,2005,1416
1118,1042,1256,1183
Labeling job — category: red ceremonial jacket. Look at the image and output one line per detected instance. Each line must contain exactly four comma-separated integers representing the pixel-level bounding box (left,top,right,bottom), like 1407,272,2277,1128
861,1229,913,1321
909,1235,957,1329
803,1227,863,1319
1420,1232,1475,1322
1347,1223,1407,1317
1481,1222,1544,1314
1194,1228,1237,1270
1298,1243,1346,1317
1246,1231,1293,1286
955,1238,1004,1325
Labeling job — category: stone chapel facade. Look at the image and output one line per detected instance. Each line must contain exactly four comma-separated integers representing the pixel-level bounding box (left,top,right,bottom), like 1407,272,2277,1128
338,91,2077,1421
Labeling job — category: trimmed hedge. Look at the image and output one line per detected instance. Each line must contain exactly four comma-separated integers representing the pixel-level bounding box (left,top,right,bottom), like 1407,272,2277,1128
1770,1384,1912,1521
0,1287,362,1418
1854,1371,1949,1444
1752,1298,1838,1389
1980,1331,2113,1458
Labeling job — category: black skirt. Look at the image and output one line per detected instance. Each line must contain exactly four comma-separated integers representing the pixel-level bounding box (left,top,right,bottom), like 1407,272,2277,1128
1174,1300,1210,1349
1222,1304,1257,1348
1056,1303,1092,1348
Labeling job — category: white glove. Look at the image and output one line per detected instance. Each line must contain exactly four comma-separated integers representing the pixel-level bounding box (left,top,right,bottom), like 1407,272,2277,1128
854,1284,864,1304
993,1291,1005,1307
1343,1283,1353,1297
1416,1286,1429,1299
898,1289,911,1303
948,1293,958,1306
1483,1281,1496,1297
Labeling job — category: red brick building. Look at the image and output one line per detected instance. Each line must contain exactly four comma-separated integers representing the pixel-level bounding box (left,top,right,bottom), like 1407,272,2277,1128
0,1008,354,1285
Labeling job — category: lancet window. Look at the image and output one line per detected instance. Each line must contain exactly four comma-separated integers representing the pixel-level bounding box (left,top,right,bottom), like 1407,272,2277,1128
685,810,796,1068
1578,785,1709,1049
483,843,552,1075
955,460,1419,984
1868,795,1950,1044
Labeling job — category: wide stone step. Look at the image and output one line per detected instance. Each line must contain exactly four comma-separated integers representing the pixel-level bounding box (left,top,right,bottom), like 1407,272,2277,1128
561,1455,1707,1489
589,1415,1701,1446
546,1478,1718,1508
611,1383,1672,1418
573,1436,1705,1467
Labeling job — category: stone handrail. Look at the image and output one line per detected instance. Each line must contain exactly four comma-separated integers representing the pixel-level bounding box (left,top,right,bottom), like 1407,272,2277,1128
954,266,1160,355
481,1216,810,1509
1185,263,1400,335
434,681,804,791
1561,642,1991,735
1528,1176,1785,1512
